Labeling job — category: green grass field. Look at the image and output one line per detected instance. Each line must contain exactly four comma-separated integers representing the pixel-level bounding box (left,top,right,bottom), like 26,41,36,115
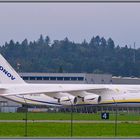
0,122,140,137
0,112,139,121
0,112,139,137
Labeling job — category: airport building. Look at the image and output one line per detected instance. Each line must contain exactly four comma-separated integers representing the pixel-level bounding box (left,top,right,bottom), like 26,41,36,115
19,72,140,85
112,76,140,84
20,73,112,84
1,72,140,112
0,97,21,112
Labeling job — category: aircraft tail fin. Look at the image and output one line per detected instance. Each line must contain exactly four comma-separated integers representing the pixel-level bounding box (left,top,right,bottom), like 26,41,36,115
0,54,25,84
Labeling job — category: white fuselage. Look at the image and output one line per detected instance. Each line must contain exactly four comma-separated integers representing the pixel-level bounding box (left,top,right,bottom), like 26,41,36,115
1,84,140,107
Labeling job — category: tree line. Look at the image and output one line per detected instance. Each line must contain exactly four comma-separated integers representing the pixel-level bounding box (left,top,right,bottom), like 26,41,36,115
0,35,140,77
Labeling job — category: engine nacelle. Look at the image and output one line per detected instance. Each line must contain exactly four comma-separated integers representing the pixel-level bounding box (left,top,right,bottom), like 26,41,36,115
83,94,101,104
58,95,77,105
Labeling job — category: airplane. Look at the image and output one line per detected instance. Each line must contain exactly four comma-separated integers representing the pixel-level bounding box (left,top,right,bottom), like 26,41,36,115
0,54,140,107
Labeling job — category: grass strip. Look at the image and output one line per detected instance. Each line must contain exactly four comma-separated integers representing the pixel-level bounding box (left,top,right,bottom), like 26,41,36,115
0,112,139,121
0,122,139,137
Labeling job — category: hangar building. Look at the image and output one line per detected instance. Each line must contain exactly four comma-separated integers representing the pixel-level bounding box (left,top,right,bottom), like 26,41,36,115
20,73,112,84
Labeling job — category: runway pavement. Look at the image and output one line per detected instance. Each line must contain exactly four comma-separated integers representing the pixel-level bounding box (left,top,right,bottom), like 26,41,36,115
0,120,139,123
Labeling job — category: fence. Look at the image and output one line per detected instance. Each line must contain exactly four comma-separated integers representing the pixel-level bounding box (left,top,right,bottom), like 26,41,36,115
0,104,140,137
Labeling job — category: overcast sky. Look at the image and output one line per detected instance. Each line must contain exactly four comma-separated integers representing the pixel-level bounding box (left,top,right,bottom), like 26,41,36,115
0,3,140,47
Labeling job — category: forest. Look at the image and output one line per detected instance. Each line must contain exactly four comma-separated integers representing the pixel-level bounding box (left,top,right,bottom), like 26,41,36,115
0,35,139,77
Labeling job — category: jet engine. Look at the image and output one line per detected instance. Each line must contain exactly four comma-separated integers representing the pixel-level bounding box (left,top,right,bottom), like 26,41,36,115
83,93,101,104
57,93,77,105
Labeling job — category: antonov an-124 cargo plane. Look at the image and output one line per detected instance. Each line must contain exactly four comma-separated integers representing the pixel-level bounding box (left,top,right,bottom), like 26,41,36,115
0,54,140,107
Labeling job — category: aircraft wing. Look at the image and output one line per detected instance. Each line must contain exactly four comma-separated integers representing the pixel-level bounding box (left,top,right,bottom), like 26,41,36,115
2,84,109,96
1,84,112,105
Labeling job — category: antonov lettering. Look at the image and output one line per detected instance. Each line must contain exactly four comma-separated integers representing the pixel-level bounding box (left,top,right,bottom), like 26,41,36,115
0,65,16,80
